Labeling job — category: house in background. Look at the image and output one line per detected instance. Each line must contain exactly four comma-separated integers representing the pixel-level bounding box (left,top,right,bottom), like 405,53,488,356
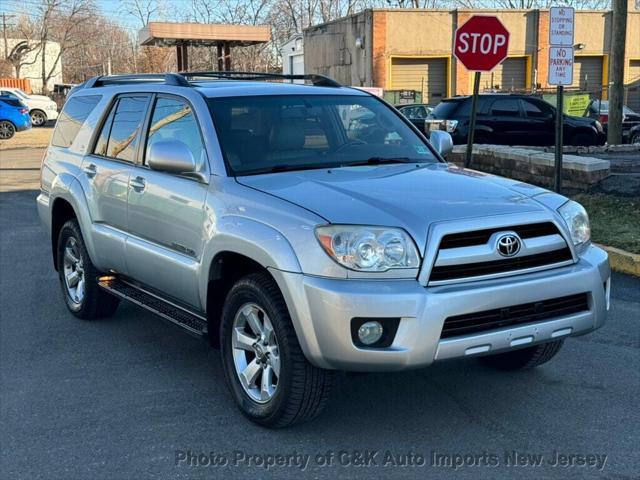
281,34,304,79
0,38,62,94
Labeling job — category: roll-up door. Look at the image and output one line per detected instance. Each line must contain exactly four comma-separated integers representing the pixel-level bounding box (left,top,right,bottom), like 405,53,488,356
478,57,527,92
390,57,447,104
626,60,640,112
572,56,603,94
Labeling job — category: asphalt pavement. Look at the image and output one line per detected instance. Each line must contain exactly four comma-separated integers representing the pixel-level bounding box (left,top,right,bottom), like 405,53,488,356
0,159,638,479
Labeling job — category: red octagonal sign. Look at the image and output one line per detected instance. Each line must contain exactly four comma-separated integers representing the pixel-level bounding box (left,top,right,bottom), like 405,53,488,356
454,16,510,72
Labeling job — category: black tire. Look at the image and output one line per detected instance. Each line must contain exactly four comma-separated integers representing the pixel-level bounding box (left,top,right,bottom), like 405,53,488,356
631,133,640,145
30,109,47,127
570,132,594,146
220,272,334,428
478,339,564,371
0,120,16,139
57,219,119,319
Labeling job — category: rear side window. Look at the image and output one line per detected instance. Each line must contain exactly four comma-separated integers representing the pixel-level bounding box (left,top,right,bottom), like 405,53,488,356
94,95,149,162
490,99,521,117
51,95,102,148
1,98,23,108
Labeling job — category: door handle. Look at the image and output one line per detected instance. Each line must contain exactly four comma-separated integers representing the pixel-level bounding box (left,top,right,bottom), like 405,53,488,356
129,176,146,192
83,163,97,178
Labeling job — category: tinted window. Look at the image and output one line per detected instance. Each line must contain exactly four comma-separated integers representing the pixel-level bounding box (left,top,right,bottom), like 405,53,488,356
96,96,148,162
430,100,462,118
522,99,552,118
1,98,23,108
209,95,437,175
51,95,102,148
491,99,520,117
146,97,206,170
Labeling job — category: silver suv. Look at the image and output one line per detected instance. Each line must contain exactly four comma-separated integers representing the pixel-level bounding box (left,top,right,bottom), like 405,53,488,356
38,72,610,427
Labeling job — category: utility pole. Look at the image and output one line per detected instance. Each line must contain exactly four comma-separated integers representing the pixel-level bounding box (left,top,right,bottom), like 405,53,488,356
2,13,16,60
607,0,628,145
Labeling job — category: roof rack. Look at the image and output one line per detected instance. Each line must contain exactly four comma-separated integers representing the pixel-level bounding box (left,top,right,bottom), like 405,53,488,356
180,71,342,87
83,73,191,89
75,71,341,93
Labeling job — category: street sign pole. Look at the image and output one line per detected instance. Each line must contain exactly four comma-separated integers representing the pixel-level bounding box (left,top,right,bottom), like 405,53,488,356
453,15,510,168
554,85,564,193
465,72,481,167
548,7,574,194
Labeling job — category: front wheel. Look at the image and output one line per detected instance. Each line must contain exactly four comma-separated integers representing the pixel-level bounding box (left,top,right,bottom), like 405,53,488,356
220,272,334,428
0,121,16,139
57,219,119,319
478,339,564,371
30,109,47,127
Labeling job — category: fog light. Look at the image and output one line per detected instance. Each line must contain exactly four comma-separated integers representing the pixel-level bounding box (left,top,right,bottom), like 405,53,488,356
357,321,384,345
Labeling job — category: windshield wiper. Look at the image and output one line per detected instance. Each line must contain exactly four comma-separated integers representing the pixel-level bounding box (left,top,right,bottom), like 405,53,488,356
340,157,419,167
239,162,337,175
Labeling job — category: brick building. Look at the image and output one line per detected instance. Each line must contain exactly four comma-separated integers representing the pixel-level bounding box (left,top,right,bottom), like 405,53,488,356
303,5,640,110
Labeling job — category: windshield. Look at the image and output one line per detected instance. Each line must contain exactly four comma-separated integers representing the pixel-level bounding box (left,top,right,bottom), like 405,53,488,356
13,89,28,99
429,100,463,119
207,94,437,176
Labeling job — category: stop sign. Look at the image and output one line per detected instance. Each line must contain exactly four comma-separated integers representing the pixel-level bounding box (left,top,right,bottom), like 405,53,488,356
454,16,510,71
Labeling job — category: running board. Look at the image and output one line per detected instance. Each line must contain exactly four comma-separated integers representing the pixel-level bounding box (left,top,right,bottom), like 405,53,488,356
98,276,207,337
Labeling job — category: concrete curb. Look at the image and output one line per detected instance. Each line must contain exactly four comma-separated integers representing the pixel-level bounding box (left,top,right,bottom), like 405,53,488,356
597,244,640,277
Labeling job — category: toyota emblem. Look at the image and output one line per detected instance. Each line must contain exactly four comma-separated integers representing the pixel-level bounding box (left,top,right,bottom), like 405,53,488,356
496,233,521,257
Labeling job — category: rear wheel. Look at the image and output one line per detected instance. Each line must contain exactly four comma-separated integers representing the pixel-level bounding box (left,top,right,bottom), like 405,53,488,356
220,272,334,428
30,109,47,127
57,219,119,319
631,132,640,145
478,340,564,371
0,121,15,139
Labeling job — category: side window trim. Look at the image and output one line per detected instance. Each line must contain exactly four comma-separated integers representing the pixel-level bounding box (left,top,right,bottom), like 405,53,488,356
140,93,209,178
89,93,151,165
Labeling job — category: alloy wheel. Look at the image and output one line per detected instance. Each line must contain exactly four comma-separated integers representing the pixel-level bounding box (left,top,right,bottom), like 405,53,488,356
31,111,46,126
231,303,281,403
0,121,15,139
62,237,85,305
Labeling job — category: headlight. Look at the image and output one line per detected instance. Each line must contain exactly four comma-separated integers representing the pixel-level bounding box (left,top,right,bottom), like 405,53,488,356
594,120,604,133
444,120,458,133
558,200,590,252
315,225,420,271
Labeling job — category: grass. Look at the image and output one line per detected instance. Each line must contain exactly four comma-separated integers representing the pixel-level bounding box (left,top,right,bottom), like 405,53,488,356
572,193,640,254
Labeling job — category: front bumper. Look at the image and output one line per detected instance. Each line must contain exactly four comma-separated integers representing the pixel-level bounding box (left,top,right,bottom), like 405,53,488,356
271,245,610,371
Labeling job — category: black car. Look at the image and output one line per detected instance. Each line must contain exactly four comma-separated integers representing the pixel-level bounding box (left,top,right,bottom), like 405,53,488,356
586,100,640,143
396,103,434,132
628,124,640,144
424,94,606,147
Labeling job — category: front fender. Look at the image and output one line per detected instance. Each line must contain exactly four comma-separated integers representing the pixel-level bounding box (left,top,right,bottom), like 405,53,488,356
199,215,302,308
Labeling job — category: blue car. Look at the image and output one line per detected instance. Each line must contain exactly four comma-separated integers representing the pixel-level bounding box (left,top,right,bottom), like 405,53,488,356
0,95,31,139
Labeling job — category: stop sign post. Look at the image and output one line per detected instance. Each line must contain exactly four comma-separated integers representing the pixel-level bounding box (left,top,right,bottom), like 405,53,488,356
454,16,510,167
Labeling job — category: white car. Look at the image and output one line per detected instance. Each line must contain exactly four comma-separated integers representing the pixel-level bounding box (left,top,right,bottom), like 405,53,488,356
0,87,58,126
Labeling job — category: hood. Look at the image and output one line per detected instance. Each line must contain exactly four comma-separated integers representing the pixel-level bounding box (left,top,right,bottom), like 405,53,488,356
28,94,52,102
566,114,597,127
237,163,549,248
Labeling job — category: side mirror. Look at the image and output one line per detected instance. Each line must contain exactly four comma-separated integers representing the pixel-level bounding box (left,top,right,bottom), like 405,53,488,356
147,140,197,174
429,130,453,157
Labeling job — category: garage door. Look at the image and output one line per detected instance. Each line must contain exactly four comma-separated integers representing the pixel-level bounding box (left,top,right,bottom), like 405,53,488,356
478,57,526,92
390,58,447,104
626,60,640,112
572,56,603,94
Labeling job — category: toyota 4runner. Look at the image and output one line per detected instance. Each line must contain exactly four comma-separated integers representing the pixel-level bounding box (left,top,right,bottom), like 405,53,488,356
38,72,610,428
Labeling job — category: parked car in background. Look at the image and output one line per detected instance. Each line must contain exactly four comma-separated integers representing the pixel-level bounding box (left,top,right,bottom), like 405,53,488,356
629,124,640,144
0,95,31,139
586,100,640,143
0,87,58,127
396,103,434,132
426,94,606,147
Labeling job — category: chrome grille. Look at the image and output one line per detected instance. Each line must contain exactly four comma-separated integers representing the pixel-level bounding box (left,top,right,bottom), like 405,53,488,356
429,222,573,285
